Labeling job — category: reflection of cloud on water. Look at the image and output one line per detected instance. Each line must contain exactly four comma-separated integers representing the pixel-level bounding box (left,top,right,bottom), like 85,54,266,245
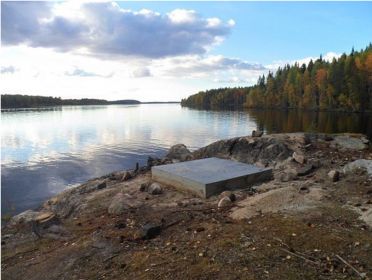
1,145,167,214
2,104,261,214
2,105,259,168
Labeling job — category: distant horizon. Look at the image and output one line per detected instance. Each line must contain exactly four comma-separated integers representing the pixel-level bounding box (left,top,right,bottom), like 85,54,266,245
0,94,181,109
1,94,182,103
1,1,371,101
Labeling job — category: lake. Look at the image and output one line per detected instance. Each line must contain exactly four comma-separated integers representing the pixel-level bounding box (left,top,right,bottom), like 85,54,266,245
1,104,371,216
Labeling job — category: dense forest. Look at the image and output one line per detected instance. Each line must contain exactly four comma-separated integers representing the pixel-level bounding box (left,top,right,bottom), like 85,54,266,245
1,95,141,108
181,44,372,112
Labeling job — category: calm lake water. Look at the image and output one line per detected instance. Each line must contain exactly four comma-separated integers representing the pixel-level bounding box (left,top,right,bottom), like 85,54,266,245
1,104,371,215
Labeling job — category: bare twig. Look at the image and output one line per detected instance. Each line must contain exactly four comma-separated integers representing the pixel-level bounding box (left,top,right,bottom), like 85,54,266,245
279,248,319,265
273,237,290,249
103,254,119,263
2,248,38,262
171,207,217,213
335,254,366,279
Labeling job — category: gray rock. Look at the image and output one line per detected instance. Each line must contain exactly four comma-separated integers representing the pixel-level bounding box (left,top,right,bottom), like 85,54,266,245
332,135,368,150
328,170,340,182
148,183,163,195
361,137,370,145
177,198,203,207
79,180,106,194
193,136,292,166
47,189,83,218
139,182,150,192
97,181,107,189
292,152,306,164
147,156,162,167
111,171,132,181
218,196,232,208
138,223,162,240
343,160,372,176
9,210,57,227
108,193,130,215
47,224,68,234
297,164,314,176
252,130,263,137
279,170,297,182
219,191,236,202
108,193,142,215
9,210,40,225
166,144,193,162
43,225,71,240
122,171,133,181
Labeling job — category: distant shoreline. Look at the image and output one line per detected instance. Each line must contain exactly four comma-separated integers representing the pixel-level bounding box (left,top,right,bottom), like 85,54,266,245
0,94,180,110
0,102,181,112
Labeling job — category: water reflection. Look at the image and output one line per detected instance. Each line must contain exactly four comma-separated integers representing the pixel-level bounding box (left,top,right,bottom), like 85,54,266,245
1,105,371,215
1,104,258,215
248,110,372,140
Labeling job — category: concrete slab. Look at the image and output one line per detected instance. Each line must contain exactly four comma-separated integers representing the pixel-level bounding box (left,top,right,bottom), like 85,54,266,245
152,157,272,198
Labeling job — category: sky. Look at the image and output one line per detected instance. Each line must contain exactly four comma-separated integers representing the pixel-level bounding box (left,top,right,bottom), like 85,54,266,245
1,1,371,102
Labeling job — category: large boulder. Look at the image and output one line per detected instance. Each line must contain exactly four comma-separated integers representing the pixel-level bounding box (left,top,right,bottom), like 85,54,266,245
166,144,193,162
193,136,292,166
331,135,369,150
343,159,372,176
9,210,40,225
9,210,56,226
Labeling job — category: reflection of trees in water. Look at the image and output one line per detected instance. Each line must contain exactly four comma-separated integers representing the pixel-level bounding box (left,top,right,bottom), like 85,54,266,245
247,110,372,139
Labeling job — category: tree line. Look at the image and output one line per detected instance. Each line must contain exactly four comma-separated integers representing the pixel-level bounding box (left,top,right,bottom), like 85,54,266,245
1,94,140,108
181,44,372,112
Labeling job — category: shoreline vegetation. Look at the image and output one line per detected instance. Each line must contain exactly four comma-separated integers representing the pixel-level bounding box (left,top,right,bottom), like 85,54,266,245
181,44,372,112
0,94,180,110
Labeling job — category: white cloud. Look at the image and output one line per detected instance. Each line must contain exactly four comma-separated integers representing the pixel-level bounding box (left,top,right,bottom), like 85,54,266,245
167,9,197,24
0,2,268,101
131,67,152,78
153,55,266,78
2,2,234,59
64,67,113,78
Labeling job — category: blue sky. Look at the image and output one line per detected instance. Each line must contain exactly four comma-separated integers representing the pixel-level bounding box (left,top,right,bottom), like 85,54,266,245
1,1,371,101
119,2,372,63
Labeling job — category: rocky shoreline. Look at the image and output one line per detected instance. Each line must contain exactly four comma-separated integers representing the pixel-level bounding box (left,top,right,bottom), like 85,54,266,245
2,133,372,279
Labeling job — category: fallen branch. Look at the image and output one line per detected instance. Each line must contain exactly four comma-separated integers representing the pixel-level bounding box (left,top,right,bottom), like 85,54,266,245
335,254,366,279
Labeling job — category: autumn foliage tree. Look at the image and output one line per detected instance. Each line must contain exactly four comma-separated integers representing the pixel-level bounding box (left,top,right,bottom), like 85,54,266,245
181,44,372,112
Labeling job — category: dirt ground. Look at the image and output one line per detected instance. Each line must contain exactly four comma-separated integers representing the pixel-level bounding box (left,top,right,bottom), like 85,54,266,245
2,133,372,280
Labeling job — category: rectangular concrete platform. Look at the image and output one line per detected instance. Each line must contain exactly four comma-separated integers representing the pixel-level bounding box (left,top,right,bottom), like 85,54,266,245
151,157,272,198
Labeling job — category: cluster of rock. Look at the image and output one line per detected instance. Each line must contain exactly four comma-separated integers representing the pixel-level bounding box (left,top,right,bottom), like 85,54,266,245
7,132,371,230
193,135,293,167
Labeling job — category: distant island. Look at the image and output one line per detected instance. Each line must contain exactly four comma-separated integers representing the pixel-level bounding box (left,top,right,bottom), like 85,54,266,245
0,95,179,109
182,44,372,112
